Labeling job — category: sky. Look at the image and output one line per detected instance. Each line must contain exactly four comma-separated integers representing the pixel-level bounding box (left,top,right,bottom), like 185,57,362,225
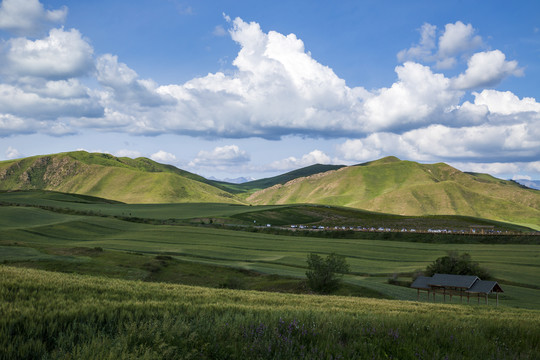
0,0,539,181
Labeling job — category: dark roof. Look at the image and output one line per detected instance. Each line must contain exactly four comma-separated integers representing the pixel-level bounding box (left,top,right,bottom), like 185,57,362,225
411,276,431,290
467,280,504,294
410,274,504,295
429,274,479,289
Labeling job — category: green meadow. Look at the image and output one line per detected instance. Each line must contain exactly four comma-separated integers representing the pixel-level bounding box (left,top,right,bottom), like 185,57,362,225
2,190,540,358
1,191,539,309
2,266,539,359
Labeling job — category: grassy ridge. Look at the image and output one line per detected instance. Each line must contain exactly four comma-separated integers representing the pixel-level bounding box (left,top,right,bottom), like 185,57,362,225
1,266,539,359
247,158,540,229
0,151,243,204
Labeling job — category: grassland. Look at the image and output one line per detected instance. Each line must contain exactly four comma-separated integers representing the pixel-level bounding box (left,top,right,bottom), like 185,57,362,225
247,157,540,230
2,189,540,358
0,151,243,204
2,152,540,231
1,191,539,309
2,266,539,359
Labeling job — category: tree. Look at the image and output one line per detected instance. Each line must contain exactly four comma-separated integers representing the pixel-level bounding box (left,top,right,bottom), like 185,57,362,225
424,251,491,279
306,253,350,293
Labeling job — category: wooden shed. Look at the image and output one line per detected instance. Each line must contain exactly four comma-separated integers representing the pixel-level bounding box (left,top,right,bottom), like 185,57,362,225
411,273,504,305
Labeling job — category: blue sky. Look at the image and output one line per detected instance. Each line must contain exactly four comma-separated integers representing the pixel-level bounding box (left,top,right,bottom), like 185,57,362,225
0,0,539,181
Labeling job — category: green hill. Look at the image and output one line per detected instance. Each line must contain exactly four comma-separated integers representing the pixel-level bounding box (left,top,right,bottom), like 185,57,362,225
0,151,243,204
215,163,346,194
247,157,540,229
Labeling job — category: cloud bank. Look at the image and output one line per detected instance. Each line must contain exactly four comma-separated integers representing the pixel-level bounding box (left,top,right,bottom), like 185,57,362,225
0,2,539,177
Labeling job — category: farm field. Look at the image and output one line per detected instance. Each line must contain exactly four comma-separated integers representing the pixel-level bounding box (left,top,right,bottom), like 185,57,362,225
2,190,540,358
1,266,539,359
1,194,539,309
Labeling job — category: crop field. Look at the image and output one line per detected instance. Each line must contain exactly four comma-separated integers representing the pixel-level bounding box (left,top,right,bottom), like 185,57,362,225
1,194,539,309
1,266,539,359
2,190,540,358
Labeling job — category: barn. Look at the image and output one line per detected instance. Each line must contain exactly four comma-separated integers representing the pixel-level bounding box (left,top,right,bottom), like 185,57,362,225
411,273,504,305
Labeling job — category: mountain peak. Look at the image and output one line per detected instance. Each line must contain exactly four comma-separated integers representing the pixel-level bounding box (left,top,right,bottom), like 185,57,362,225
358,156,401,167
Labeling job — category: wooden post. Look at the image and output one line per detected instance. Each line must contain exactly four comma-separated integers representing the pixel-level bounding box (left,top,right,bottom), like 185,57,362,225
496,293,499,307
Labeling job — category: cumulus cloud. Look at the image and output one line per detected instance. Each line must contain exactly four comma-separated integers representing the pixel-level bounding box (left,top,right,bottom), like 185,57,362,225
452,50,523,90
337,119,540,164
397,23,437,63
362,62,461,131
268,150,332,171
438,21,483,60
1,7,539,178
1,28,94,80
189,145,250,168
512,174,531,181
0,0,67,36
150,150,177,163
398,21,483,69
0,82,103,120
472,89,540,115
115,149,142,158
97,54,172,108
5,145,21,159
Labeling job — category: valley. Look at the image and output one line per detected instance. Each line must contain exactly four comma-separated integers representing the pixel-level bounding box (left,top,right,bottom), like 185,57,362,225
1,152,539,359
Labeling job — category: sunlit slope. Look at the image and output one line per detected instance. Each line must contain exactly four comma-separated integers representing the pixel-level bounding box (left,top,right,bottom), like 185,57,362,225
247,157,540,228
0,151,242,204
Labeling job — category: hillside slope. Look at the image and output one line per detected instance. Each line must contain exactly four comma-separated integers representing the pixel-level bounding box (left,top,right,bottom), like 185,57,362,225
0,151,242,204
214,163,346,194
247,157,540,229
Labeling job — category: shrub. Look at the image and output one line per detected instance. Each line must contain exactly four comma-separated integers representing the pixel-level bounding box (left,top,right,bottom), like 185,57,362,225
305,253,350,293
424,251,491,279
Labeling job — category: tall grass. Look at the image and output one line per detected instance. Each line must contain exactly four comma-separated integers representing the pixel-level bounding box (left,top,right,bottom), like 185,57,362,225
1,266,539,359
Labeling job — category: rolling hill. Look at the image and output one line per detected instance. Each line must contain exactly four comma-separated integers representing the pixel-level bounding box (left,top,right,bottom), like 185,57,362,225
0,151,243,204
213,163,346,194
247,157,540,229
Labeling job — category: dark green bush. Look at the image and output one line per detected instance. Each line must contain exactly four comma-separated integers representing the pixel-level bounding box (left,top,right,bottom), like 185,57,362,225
306,253,350,293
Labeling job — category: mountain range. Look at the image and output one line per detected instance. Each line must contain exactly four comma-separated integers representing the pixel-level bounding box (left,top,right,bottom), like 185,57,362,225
1,151,539,229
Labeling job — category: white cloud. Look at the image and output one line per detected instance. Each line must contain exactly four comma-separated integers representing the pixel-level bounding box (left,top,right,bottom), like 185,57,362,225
452,50,523,90
96,54,172,108
189,145,249,168
5,145,21,159
0,0,67,36
268,150,332,171
337,120,540,164
438,21,483,60
473,89,540,115
513,174,531,181
398,21,483,69
449,161,520,175
0,10,539,179
213,25,227,37
2,28,94,80
526,162,540,173
362,62,461,131
150,150,177,163
115,149,142,158
0,83,102,120
397,23,437,63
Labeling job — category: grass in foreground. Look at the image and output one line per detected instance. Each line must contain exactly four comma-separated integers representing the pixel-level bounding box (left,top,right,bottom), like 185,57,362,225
2,266,539,359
